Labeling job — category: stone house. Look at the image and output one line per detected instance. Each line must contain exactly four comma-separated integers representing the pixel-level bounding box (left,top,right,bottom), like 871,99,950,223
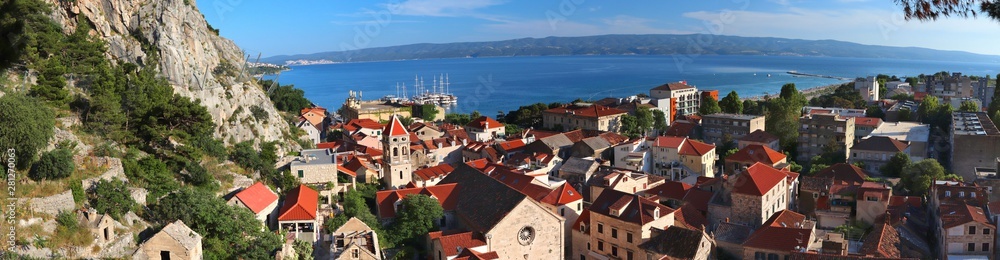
855,182,892,226
342,118,384,141
849,136,909,175
343,155,381,184
569,136,613,159
409,122,443,141
738,129,780,151
227,182,279,229
132,220,202,260
935,203,995,259
524,133,576,160
742,210,818,260
278,185,320,243
727,163,792,228
497,138,528,157
574,189,675,260
584,168,664,203
78,208,117,244
465,116,505,142
558,157,600,192
433,163,566,259
289,148,339,185
639,226,714,260
714,221,752,258
330,217,381,260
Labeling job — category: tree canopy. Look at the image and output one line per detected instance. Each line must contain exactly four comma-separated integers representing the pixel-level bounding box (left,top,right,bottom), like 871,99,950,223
960,100,980,112
765,83,806,152
880,152,911,178
0,94,55,170
89,179,137,220
30,148,74,181
900,159,960,196
147,188,283,259
387,194,445,246
895,0,1000,22
699,95,721,115
719,91,743,114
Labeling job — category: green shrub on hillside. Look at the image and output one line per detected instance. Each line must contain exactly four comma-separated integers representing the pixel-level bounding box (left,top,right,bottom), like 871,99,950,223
0,94,55,170
29,148,75,181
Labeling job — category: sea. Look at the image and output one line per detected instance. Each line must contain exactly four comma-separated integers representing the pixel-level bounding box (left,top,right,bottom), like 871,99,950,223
269,55,1000,116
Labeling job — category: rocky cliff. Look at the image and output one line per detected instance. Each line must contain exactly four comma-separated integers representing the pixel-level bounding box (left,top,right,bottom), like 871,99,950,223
44,0,294,146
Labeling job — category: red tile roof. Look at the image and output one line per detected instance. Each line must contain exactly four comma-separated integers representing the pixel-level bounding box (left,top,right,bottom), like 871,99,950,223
673,204,708,230
679,139,715,156
413,163,455,181
572,210,591,235
651,81,695,91
299,107,327,127
429,231,487,257
344,118,383,132
646,181,693,201
278,185,319,221
941,203,994,229
375,183,459,219
739,129,779,143
860,215,901,258
743,210,812,252
726,144,786,165
590,189,675,225
664,121,697,137
543,105,628,118
466,116,504,130
733,163,789,196
653,136,686,149
337,165,357,177
453,248,499,260
854,136,908,153
498,139,526,152
384,115,408,137
538,182,584,206
234,182,278,214
316,141,343,151
853,117,883,127
813,163,870,184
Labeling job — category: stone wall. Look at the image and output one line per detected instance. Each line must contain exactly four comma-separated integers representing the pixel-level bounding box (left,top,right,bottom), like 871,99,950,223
487,199,565,259
81,157,126,190
20,190,75,216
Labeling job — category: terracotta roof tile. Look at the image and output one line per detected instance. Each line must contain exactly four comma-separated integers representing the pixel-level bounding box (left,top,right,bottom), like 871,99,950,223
543,105,628,119
590,189,674,225
653,136,686,149
375,183,459,219
743,210,812,252
853,117,884,127
739,129,779,143
651,81,695,91
234,182,278,214
664,121,698,137
429,231,487,257
278,185,319,221
860,215,901,258
337,165,357,177
645,181,692,201
640,226,705,258
854,136,909,153
814,163,870,184
383,115,408,137
413,163,455,181
941,203,994,229
679,139,715,156
725,144,786,165
466,116,504,130
733,163,789,196
453,248,499,260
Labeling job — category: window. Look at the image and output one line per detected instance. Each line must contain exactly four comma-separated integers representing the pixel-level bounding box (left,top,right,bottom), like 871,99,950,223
755,252,766,260
581,255,586,260
612,246,618,256
627,232,633,243
612,228,618,238
627,250,634,260
297,170,304,178
598,240,604,251
560,208,565,216
578,203,582,211
986,228,991,235
946,191,951,197
985,243,991,252
970,226,977,235
597,223,604,234
970,243,976,252
767,254,779,260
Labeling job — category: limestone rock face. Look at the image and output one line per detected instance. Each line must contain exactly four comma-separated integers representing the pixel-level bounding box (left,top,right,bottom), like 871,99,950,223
45,0,294,147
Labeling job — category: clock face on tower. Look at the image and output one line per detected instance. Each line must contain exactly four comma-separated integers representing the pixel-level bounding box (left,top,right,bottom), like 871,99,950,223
517,226,535,245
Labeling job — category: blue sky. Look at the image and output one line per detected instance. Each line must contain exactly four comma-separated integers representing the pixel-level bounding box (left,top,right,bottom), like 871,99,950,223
197,0,1000,56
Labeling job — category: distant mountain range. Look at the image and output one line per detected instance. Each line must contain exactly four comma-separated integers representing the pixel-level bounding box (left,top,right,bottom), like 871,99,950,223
263,34,1000,65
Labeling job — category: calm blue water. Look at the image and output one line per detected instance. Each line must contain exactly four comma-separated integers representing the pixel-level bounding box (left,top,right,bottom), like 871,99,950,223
271,55,999,115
